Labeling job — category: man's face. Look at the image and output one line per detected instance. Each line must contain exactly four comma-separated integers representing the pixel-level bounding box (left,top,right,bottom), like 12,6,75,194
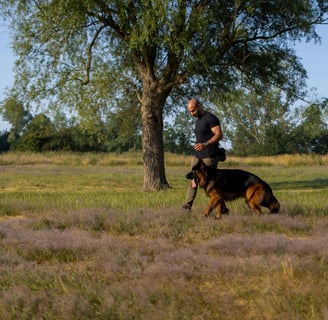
187,102,201,118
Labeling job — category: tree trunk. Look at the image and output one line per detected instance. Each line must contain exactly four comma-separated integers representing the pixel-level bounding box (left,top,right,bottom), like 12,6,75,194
141,88,170,191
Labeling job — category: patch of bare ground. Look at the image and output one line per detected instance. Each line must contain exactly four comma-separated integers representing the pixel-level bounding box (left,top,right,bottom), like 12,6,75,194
0,206,327,319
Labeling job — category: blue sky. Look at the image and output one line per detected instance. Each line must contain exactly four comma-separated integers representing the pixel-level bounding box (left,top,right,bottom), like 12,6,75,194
1,19,327,131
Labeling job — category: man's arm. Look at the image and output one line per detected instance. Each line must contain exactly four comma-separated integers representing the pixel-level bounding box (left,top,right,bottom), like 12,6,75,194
207,125,223,145
194,125,223,151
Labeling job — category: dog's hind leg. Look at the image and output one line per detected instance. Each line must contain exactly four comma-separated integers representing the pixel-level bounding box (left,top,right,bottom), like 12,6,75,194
246,185,264,215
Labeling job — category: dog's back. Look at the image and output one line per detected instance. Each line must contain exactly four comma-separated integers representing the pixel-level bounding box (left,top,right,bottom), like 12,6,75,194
210,168,268,196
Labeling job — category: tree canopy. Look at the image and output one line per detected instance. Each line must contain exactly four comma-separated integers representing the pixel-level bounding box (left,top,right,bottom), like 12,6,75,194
1,0,328,189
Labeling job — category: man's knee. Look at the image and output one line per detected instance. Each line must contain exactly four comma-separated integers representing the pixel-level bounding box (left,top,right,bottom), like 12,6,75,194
202,157,219,168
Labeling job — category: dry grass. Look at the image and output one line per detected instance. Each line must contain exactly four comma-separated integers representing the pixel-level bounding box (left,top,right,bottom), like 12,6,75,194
225,154,328,168
1,151,327,167
0,152,327,319
0,151,144,167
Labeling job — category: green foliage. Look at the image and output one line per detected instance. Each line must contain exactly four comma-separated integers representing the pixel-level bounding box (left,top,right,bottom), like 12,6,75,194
216,87,328,156
217,87,295,155
0,131,10,152
0,95,32,144
292,102,328,154
1,93,327,155
105,104,142,152
14,114,56,151
1,0,327,117
164,110,194,154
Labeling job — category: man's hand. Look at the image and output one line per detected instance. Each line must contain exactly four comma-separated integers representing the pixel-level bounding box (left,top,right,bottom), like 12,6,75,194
194,142,207,151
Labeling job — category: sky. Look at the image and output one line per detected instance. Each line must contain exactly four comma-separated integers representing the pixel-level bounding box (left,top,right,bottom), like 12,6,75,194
0,19,328,131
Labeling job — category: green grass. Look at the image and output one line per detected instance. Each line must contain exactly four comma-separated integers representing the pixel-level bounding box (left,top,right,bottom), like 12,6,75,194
0,152,327,319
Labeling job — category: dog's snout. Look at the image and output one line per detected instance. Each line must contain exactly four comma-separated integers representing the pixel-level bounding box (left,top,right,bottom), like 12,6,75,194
185,171,194,180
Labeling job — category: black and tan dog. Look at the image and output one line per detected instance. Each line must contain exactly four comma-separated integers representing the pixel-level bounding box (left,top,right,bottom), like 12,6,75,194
186,159,280,219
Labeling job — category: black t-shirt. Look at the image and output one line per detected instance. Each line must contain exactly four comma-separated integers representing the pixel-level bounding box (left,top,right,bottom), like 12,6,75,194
195,111,220,158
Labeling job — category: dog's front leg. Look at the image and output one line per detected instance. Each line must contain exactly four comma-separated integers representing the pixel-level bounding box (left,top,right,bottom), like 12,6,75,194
203,193,221,218
215,199,229,220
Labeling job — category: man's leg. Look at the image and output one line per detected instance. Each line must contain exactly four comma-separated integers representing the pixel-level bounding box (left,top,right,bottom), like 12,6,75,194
202,156,220,169
182,157,199,210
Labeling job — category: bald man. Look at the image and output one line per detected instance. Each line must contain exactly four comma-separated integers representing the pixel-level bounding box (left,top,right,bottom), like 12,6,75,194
182,98,223,210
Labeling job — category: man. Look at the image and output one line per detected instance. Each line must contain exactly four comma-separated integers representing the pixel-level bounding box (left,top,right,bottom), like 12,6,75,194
182,98,224,210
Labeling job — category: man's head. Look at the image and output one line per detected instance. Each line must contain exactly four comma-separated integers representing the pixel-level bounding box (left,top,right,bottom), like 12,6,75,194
187,98,204,118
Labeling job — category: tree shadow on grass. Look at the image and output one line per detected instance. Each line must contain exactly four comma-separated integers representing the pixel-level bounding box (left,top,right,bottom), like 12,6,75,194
272,178,328,191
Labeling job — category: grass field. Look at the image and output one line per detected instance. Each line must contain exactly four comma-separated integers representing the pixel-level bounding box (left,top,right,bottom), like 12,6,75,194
0,152,327,320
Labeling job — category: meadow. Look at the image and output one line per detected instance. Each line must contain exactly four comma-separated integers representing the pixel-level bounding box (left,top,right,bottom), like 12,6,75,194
0,152,327,320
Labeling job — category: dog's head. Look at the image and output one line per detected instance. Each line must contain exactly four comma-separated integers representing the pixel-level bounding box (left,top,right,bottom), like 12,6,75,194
269,196,280,214
185,159,208,187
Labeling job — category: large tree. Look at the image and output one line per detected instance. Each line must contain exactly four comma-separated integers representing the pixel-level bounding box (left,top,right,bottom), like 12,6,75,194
1,1,327,190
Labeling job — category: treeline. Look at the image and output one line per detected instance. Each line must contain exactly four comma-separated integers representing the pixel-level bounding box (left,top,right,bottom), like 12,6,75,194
220,91,328,156
0,113,142,153
1,92,327,156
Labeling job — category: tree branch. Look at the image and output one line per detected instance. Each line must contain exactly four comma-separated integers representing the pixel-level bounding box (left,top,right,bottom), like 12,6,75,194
82,25,106,85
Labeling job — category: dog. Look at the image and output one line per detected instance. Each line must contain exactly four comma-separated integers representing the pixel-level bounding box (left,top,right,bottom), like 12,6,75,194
186,159,280,219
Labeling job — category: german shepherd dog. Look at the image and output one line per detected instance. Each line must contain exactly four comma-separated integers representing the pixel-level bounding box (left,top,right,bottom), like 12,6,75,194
186,159,280,219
